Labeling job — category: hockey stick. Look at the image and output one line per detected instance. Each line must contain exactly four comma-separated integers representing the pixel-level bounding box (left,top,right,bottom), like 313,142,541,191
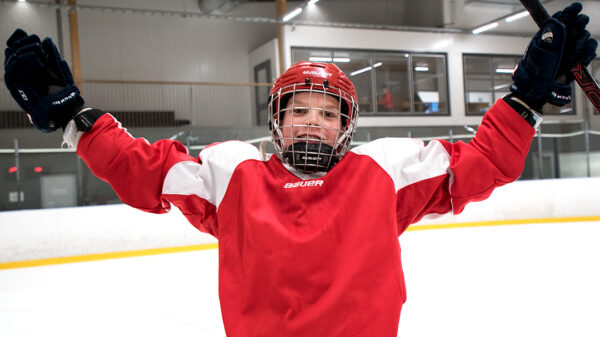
518,0,600,113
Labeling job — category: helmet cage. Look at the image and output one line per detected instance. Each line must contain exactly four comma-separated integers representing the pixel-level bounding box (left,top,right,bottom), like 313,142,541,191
269,81,358,172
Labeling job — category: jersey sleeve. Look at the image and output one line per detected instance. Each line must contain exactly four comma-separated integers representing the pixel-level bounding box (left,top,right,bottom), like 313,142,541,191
352,98,535,230
442,98,535,213
75,113,261,237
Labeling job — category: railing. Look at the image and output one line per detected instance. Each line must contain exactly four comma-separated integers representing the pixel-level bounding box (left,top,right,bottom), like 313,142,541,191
1,122,599,211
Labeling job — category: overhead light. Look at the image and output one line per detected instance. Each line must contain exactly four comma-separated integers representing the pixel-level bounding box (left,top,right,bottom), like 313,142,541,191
505,11,529,23
472,22,498,35
333,57,350,63
495,67,515,74
309,56,332,62
308,0,320,6
308,57,350,63
350,66,372,76
350,62,383,76
283,7,303,22
415,66,429,72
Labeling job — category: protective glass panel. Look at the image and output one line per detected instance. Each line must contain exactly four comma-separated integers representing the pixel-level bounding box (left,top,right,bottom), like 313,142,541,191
373,52,410,114
492,56,519,101
464,55,493,115
333,51,373,114
412,54,448,115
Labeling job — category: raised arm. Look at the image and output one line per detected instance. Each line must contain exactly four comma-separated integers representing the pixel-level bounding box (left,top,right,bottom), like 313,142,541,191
68,110,195,213
3,29,195,212
435,3,596,216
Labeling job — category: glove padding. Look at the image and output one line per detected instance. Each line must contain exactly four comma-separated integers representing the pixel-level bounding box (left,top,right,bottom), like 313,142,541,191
511,18,569,110
4,29,84,132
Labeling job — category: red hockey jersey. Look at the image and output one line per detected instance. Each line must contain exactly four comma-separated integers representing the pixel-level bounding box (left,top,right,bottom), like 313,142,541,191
74,98,534,337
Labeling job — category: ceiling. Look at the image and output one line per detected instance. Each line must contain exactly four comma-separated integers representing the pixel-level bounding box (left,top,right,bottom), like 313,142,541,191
202,0,600,37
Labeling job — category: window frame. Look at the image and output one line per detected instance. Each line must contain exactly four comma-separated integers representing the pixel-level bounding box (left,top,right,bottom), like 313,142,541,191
291,47,451,117
463,53,577,116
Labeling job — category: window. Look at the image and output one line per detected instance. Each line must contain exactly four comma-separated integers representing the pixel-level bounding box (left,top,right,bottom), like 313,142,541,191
333,51,373,114
464,54,575,115
291,48,449,116
464,55,518,115
412,54,448,115
374,52,410,113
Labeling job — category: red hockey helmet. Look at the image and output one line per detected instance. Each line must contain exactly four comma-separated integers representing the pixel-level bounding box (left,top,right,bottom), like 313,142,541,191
268,61,359,172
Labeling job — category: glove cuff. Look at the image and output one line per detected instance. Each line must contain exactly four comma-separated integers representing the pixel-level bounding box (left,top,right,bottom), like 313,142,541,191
503,94,543,129
72,108,105,132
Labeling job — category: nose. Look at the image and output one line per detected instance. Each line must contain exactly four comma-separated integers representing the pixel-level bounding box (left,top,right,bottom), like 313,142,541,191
306,108,323,126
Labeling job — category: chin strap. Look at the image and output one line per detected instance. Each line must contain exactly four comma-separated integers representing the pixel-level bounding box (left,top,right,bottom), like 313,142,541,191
283,142,339,173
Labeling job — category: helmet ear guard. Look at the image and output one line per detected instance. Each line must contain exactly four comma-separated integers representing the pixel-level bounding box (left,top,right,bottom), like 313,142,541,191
267,62,359,173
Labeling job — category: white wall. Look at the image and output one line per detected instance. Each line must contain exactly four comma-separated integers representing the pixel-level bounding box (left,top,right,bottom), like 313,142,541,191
0,1,276,127
248,38,280,83
76,4,274,126
248,38,280,123
0,204,215,263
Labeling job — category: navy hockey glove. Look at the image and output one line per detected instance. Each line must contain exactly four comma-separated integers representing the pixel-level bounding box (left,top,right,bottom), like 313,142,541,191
553,2,598,82
4,29,84,132
511,18,569,111
511,2,598,111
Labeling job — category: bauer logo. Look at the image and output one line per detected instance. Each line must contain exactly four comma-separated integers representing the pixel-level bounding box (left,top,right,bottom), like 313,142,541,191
303,70,332,77
551,91,571,101
283,180,324,189
52,92,76,106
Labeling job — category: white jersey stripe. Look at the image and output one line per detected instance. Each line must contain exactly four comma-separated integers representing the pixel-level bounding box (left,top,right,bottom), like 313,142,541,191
162,141,262,208
350,138,451,192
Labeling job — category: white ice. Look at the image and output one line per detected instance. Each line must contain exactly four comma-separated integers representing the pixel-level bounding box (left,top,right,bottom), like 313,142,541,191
1,220,599,337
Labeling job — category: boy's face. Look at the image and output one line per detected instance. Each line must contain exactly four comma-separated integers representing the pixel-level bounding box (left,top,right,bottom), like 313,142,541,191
280,92,342,150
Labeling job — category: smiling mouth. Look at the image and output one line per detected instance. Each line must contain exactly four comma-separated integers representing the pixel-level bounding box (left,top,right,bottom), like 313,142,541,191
296,135,323,143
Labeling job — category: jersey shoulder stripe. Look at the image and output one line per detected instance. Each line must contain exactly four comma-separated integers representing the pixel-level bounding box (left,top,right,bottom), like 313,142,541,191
162,141,262,208
350,137,450,192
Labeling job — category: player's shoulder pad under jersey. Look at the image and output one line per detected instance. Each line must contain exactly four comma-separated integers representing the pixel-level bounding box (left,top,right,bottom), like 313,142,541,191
350,137,451,192
199,140,263,164
163,141,263,208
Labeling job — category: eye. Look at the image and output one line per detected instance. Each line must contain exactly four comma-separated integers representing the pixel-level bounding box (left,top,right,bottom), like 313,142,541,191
292,108,308,115
324,111,338,119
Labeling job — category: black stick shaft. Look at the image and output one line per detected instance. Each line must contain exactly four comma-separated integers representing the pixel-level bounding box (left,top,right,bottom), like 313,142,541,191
519,0,550,26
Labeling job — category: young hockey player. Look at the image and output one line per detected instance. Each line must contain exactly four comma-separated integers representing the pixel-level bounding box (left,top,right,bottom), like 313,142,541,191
4,3,596,336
